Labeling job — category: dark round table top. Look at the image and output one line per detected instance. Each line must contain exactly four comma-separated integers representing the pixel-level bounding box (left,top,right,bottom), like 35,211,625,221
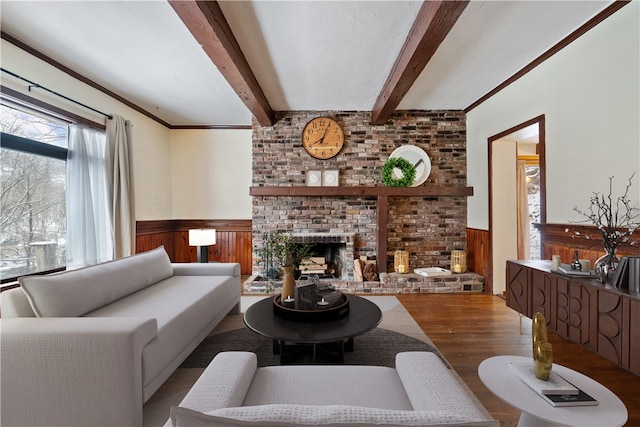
244,294,382,344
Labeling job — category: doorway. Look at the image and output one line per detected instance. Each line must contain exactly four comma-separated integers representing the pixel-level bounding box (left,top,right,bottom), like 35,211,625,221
488,115,546,295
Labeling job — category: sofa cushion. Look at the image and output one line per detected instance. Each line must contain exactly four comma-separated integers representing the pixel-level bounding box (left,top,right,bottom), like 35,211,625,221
85,274,239,387
170,405,497,427
20,246,173,317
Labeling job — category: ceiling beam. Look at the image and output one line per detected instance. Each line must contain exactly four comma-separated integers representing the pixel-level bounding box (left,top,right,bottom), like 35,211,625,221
371,0,469,125
169,0,275,126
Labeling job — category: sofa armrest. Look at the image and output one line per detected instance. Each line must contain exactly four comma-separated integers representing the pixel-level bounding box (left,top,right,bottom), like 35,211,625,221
0,287,36,317
171,262,240,277
170,352,257,421
1,317,157,427
395,352,498,425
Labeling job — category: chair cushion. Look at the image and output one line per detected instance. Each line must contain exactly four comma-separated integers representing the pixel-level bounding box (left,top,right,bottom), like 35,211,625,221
170,404,498,427
243,365,412,410
20,246,172,317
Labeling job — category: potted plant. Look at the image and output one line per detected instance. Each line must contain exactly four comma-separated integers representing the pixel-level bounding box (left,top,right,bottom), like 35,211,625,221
262,232,314,299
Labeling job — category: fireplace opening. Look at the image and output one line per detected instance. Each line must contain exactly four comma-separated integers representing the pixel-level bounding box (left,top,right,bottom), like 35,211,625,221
297,242,347,280
254,232,355,282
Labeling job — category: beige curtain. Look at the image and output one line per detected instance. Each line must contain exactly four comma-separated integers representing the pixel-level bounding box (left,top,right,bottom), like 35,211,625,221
106,116,135,259
516,160,530,260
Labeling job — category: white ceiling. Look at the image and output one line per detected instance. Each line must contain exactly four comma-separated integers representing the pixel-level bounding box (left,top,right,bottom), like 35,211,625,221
0,1,613,127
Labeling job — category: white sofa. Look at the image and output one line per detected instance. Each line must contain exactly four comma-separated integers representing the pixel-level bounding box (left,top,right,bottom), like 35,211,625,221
0,246,241,427
168,351,499,427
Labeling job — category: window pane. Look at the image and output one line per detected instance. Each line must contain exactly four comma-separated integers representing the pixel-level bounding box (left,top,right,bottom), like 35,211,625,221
1,105,67,280
1,104,67,148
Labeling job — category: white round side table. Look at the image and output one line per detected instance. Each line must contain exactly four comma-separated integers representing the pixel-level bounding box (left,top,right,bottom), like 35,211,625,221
478,355,627,427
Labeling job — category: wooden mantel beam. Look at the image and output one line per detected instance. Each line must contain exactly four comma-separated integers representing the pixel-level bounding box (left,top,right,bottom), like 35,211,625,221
371,0,469,125
169,0,275,126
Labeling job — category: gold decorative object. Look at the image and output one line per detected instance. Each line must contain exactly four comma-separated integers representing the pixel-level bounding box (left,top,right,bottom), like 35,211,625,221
451,249,467,273
394,249,409,273
534,341,553,381
532,311,553,380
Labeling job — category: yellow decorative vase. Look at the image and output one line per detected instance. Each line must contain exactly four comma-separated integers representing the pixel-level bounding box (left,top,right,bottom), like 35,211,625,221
532,312,548,361
280,266,296,301
532,312,553,380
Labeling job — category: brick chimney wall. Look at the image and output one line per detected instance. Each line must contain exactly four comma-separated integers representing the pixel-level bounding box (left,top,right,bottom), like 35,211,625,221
252,110,467,274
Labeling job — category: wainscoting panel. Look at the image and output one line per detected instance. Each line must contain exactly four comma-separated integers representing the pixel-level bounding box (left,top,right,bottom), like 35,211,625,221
135,219,253,275
466,228,490,291
136,220,178,260
535,223,640,267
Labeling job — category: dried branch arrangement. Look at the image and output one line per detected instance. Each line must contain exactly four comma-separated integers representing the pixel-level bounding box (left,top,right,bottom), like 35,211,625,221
571,174,640,254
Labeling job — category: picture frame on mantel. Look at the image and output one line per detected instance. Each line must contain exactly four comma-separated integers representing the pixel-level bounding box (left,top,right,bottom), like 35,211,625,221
322,170,339,187
307,170,322,187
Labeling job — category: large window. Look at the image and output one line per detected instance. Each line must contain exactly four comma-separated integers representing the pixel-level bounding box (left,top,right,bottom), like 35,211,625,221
1,104,68,281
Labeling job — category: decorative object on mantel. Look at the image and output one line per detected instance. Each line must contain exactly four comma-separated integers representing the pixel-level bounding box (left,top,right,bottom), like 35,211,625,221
388,145,432,187
394,249,409,273
569,174,640,282
322,170,339,186
381,157,416,187
450,249,467,273
306,170,322,187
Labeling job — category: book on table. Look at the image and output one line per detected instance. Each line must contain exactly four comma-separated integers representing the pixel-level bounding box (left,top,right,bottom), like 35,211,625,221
509,362,579,394
540,389,599,407
556,264,593,276
508,362,598,407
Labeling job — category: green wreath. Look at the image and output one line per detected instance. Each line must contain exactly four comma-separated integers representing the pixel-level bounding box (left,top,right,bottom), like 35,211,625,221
381,157,416,187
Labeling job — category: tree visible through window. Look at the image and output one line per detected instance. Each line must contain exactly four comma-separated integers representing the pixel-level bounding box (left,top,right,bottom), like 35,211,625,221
1,104,68,281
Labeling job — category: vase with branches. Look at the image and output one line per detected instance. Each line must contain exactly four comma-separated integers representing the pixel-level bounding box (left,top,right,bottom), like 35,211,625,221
259,232,314,299
571,174,640,280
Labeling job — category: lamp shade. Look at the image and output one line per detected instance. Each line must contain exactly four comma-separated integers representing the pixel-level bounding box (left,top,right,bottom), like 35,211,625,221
189,229,216,246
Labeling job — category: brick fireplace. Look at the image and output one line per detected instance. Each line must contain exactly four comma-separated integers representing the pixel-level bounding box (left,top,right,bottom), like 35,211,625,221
251,110,468,277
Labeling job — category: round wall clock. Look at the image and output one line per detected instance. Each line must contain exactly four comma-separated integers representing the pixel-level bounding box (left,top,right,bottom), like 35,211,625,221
302,117,344,159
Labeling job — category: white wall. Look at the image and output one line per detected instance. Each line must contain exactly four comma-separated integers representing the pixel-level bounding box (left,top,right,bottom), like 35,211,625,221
169,129,252,219
1,39,173,221
1,39,255,221
467,2,640,230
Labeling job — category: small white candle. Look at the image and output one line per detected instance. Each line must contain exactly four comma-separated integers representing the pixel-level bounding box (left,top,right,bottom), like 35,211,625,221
283,295,294,306
317,297,329,308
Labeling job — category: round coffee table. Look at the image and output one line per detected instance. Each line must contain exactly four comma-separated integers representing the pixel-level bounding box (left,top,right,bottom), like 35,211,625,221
478,355,627,427
244,294,382,364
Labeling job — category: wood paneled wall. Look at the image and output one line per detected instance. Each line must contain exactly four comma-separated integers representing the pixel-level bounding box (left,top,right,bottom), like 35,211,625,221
464,224,640,295
136,219,253,275
536,223,640,267
466,227,490,289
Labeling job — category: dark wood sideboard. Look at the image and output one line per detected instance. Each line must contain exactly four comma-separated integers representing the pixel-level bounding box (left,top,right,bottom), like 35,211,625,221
506,260,640,376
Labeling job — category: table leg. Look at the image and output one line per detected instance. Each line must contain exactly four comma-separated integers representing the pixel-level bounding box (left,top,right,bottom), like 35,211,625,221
344,337,354,352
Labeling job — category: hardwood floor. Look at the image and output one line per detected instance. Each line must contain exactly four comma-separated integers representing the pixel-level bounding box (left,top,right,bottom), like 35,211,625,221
396,293,640,427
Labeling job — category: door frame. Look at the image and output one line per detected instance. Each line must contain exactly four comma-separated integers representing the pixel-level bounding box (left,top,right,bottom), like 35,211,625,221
487,114,546,294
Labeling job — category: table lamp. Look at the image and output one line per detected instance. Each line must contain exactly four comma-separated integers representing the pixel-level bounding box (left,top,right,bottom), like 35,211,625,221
189,229,216,263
